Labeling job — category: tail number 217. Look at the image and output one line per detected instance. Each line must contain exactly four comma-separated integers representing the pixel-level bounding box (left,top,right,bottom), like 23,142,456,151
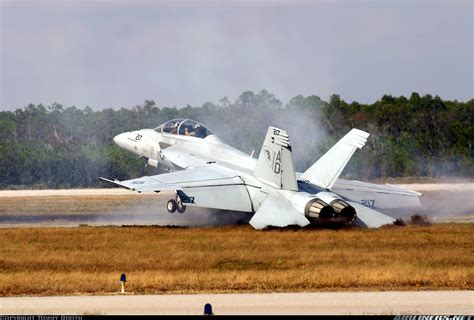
361,200,375,208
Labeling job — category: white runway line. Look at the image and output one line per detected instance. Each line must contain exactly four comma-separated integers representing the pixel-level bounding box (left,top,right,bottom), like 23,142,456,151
0,188,133,197
1,291,473,315
395,183,473,192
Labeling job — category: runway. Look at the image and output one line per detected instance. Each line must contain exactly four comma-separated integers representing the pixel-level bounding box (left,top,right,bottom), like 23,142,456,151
1,291,472,315
0,184,472,228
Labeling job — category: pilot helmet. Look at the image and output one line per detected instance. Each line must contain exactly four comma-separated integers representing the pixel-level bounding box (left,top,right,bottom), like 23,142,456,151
194,124,201,129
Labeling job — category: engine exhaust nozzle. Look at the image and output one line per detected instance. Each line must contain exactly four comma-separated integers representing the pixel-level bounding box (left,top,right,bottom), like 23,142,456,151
305,199,335,220
329,199,356,223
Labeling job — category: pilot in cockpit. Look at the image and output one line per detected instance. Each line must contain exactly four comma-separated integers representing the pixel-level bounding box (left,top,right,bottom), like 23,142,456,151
171,122,180,134
193,124,202,137
186,125,197,137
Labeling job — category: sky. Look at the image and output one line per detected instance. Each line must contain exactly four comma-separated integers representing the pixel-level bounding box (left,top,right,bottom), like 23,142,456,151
0,0,472,111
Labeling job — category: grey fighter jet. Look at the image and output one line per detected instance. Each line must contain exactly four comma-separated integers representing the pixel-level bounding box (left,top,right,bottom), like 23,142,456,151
100,119,422,229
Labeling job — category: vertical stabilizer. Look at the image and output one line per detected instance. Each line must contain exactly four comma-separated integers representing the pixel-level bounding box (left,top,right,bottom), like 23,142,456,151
300,128,370,190
254,127,298,191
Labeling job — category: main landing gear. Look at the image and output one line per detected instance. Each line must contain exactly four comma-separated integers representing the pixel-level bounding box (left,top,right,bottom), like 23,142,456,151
167,195,186,214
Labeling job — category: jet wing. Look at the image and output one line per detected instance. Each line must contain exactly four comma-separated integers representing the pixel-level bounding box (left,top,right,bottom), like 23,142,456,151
99,164,253,212
100,164,238,192
332,179,422,210
333,179,422,197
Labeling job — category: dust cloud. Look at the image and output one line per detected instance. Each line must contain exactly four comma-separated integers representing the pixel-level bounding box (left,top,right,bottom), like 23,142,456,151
88,203,252,227
0,194,252,228
416,184,473,218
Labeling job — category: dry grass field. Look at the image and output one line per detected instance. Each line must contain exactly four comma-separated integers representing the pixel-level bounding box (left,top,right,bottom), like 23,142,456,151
0,224,472,296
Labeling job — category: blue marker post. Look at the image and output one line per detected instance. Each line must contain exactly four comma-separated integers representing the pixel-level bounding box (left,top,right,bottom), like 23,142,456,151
203,303,213,315
120,274,126,294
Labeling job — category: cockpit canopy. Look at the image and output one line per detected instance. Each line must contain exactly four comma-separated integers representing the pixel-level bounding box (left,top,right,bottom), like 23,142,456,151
154,119,213,139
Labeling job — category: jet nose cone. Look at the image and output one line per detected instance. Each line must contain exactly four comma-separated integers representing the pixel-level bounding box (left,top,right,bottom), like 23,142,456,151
113,133,128,148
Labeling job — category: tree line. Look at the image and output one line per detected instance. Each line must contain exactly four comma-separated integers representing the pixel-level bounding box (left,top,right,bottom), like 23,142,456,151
0,90,472,188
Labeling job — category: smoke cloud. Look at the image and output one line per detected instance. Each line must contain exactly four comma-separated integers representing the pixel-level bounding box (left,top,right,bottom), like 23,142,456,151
271,107,327,171
196,97,327,172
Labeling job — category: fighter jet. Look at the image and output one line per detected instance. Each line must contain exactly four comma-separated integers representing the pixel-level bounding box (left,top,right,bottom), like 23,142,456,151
100,118,422,229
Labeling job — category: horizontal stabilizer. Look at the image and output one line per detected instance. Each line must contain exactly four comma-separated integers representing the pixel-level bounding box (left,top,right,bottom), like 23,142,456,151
301,129,370,190
346,200,396,228
249,192,310,229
